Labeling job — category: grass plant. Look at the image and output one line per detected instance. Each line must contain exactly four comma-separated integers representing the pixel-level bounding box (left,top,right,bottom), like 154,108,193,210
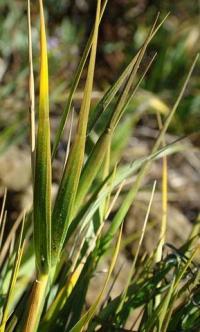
0,1,199,332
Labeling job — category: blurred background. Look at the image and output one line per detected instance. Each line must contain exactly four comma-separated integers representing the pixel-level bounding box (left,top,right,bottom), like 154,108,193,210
0,0,199,253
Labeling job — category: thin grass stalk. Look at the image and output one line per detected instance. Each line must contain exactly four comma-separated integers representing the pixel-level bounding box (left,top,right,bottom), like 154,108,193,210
0,189,7,250
155,113,168,306
0,188,7,227
102,163,118,220
64,108,74,167
94,135,112,225
0,212,6,250
157,114,168,247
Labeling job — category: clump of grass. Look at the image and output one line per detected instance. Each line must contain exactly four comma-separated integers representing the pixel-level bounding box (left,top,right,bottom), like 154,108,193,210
0,1,199,332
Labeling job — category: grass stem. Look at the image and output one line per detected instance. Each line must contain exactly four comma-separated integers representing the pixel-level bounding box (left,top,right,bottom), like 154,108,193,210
22,274,49,332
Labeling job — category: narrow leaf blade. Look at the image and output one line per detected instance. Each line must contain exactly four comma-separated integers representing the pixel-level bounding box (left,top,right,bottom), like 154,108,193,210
34,0,52,274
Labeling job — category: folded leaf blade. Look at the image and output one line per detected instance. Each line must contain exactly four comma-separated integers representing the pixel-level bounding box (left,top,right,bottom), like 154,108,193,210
33,0,52,274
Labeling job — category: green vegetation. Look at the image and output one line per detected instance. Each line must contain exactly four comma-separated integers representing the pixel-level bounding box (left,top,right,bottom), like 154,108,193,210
0,1,199,332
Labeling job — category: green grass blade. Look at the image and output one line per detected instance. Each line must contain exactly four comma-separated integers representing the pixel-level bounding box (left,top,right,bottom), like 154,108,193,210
87,56,139,134
74,128,111,213
33,0,52,274
28,0,35,179
51,0,108,159
157,278,176,332
51,0,101,266
113,52,157,130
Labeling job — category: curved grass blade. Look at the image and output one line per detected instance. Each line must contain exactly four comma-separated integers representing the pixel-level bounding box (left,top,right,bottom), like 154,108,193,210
51,0,101,266
33,0,52,274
